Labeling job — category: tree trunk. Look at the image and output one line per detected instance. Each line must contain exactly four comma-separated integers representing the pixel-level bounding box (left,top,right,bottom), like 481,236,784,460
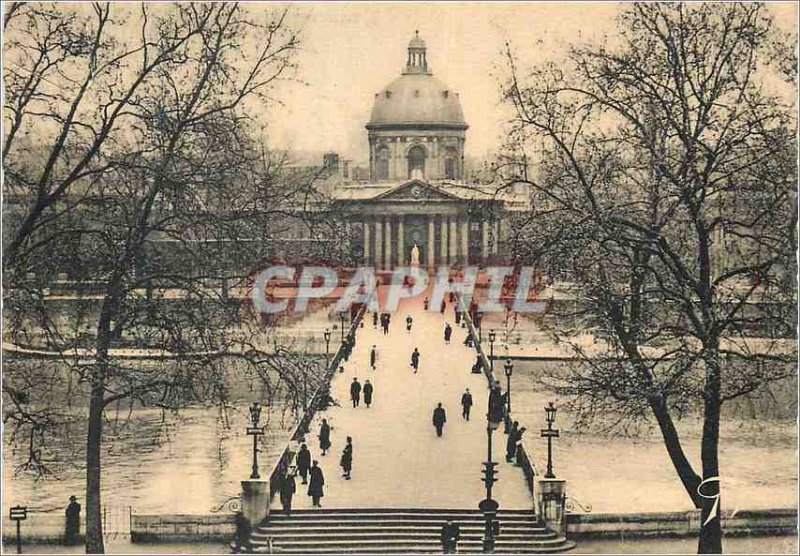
85,384,106,554
649,396,702,508
697,353,723,554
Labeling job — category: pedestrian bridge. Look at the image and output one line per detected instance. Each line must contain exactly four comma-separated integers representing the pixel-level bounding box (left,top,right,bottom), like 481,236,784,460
244,287,574,553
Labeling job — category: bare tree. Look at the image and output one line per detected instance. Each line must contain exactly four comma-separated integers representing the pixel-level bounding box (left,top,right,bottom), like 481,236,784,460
500,3,796,553
3,3,309,553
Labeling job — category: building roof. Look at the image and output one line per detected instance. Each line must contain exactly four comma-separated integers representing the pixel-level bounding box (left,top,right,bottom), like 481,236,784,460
331,179,528,208
368,73,467,129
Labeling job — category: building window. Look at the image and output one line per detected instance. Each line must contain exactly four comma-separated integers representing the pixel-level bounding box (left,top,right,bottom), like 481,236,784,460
407,145,426,180
444,147,458,180
376,146,389,180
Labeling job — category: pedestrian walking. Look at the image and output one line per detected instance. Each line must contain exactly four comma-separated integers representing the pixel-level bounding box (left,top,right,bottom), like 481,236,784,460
423,297,430,310
507,427,527,463
489,381,505,424
340,436,353,480
280,470,297,515
370,345,378,370
440,520,461,554
350,377,362,407
406,315,413,333
440,299,446,313
372,311,378,328
444,323,452,344
363,380,374,408
297,443,311,484
65,496,81,545
319,420,332,456
471,354,483,374
432,403,447,436
463,331,473,347
308,461,325,507
411,348,420,373
449,292,456,303
455,310,461,325
461,389,473,420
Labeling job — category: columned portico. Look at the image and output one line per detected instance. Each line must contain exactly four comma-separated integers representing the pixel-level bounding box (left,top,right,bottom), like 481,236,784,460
397,218,405,266
440,214,448,264
427,217,435,267
460,217,468,264
375,218,383,269
364,220,371,263
384,219,392,270
448,216,457,264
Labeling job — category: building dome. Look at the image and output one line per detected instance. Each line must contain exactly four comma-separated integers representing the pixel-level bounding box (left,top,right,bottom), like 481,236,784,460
408,30,426,49
368,73,467,129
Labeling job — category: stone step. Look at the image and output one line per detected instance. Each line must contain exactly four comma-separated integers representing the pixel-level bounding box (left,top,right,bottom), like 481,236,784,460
251,537,575,552
252,530,557,542
254,525,552,536
265,511,538,522
263,516,541,526
264,507,536,515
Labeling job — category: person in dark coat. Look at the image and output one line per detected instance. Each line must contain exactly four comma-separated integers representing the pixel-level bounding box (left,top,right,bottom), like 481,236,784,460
350,377,362,407
411,348,420,373
444,323,452,344
370,345,378,370
405,315,413,333
448,292,456,303
280,470,297,515
296,443,312,484
488,381,505,424
363,380,374,408
464,331,474,348
319,420,331,456
455,310,462,325
507,427,527,463
372,311,378,328
432,403,447,437
423,297,430,310
65,495,81,545
308,460,325,507
233,511,251,553
440,520,461,554
461,389,473,420
440,299,446,313
471,355,483,374
340,436,353,480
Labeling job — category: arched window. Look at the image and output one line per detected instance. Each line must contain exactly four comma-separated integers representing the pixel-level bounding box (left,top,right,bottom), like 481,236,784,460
407,145,426,179
376,146,389,180
444,147,458,180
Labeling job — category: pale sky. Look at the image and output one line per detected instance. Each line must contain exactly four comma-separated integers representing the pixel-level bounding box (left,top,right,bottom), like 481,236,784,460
264,1,798,165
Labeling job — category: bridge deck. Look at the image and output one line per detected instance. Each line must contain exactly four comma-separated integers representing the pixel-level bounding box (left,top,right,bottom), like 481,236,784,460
285,288,534,510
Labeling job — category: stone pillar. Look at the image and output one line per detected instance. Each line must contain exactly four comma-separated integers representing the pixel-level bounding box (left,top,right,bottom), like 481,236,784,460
384,218,392,270
440,215,448,264
375,217,383,270
397,217,405,266
492,219,500,256
241,479,270,527
537,479,567,537
363,220,371,264
427,216,435,267
448,216,457,264
460,217,469,265
482,220,489,262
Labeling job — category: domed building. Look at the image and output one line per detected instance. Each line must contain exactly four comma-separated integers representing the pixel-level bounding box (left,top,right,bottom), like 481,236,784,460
326,32,527,269
366,31,468,181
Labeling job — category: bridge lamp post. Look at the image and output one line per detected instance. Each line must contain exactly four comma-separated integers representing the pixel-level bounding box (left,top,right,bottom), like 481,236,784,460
488,329,496,373
482,384,505,553
542,401,560,479
339,311,347,342
323,329,331,369
247,402,265,480
503,359,513,433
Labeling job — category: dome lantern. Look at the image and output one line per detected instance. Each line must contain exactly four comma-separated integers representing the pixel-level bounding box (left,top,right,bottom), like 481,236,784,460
405,31,430,75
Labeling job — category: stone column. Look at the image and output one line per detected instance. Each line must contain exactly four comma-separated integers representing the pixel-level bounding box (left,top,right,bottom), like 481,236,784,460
363,220,371,264
460,217,469,265
482,220,489,262
375,217,383,270
427,216,435,267
397,217,405,266
440,215,448,264
537,479,567,537
384,218,392,270
492,219,500,256
449,216,457,264
241,479,270,527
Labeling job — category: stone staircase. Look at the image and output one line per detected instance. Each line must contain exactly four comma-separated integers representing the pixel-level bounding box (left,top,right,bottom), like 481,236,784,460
248,508,575,553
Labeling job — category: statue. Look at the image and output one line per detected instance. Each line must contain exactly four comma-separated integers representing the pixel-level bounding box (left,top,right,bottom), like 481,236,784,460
410,243,420,266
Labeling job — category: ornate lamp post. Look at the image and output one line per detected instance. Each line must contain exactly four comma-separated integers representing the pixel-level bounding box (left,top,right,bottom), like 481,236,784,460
503,359,513,433
488,329,496,373
481,382,505,553
323,329,331,369
247,402,265,479
541,401,560,479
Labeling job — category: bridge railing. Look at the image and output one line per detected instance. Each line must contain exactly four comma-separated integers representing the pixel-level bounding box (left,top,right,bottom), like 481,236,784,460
459,300,539,512
266,304,368,500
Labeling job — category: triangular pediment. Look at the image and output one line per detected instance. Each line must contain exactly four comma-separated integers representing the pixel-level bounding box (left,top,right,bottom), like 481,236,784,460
371,180,461,202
